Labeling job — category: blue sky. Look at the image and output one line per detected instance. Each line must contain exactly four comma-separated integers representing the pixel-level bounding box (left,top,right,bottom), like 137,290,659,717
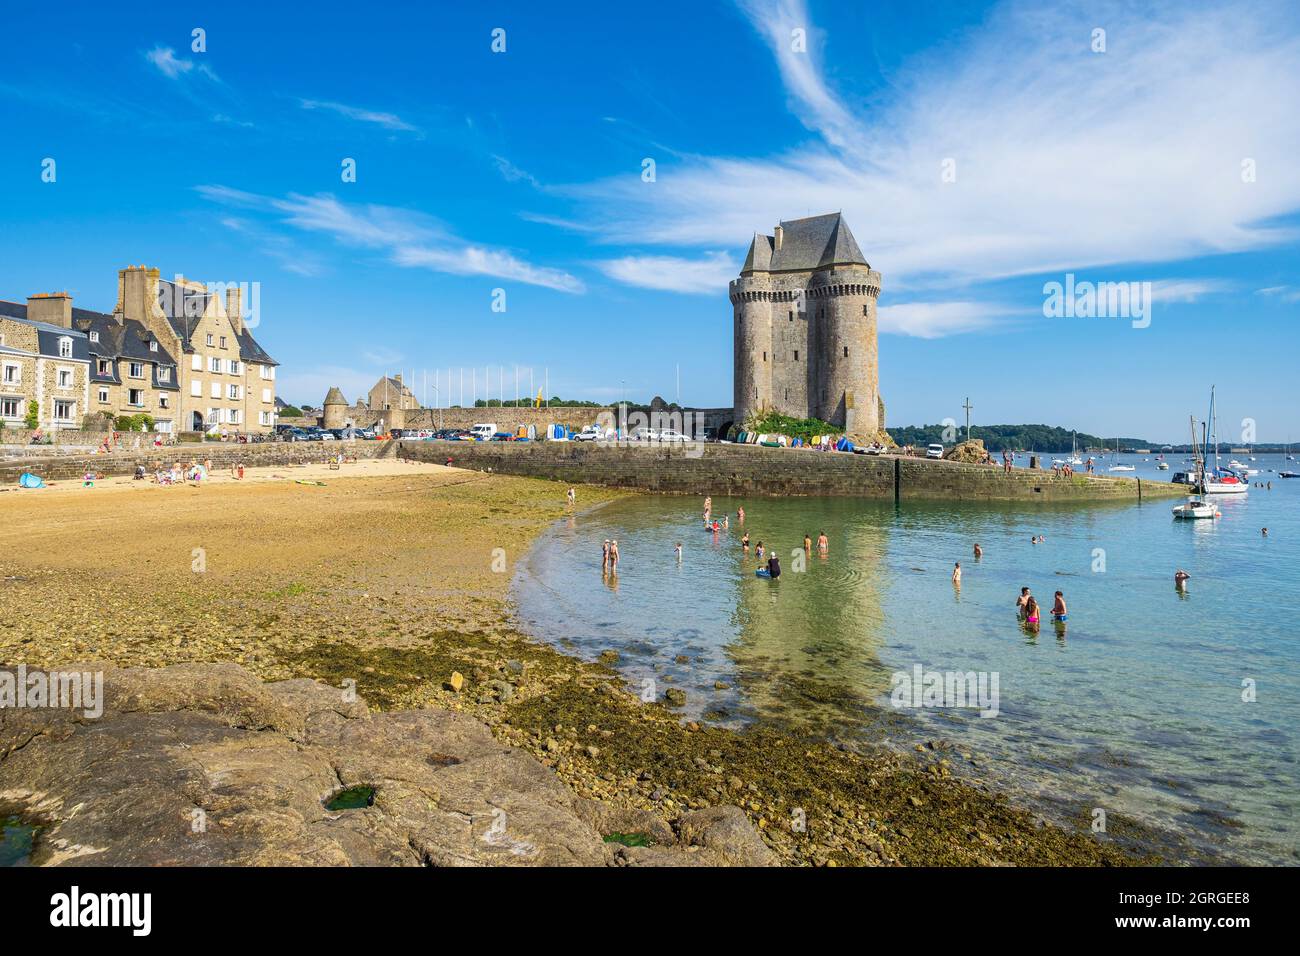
2,0,1298,442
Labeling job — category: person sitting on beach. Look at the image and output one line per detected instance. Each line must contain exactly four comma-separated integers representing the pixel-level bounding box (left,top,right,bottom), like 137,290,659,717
952,562,962,584
134,464,146,481
1051,591,1067,622
767,551,781,579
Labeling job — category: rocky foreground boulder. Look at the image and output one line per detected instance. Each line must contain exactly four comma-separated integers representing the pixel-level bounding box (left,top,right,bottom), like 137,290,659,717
0,663,775,867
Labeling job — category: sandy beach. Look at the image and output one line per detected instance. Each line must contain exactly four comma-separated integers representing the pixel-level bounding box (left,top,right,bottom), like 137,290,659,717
0,465,1165,865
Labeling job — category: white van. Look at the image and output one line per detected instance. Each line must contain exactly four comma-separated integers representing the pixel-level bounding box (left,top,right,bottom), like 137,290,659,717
470,423,498,441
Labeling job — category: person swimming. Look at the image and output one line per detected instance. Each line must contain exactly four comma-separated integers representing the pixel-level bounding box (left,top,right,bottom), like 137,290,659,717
973,542,983,559
1051,590,1067,621
1174,569,1190,590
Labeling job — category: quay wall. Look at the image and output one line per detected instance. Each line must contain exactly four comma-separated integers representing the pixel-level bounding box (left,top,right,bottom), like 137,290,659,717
0,440,396,486
399,440,1188,503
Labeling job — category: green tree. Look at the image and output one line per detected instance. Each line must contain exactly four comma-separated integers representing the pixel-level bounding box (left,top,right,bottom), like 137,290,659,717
24,400,39,429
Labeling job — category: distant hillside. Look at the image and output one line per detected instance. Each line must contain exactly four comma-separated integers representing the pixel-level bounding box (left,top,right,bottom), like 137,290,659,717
887,424,1153,453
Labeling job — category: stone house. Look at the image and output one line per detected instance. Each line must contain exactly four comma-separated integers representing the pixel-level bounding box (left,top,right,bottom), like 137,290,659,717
0,298,91,431
365,374,419,413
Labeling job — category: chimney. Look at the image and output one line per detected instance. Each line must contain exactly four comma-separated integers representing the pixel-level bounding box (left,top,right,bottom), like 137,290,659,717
394,373,403,385
774,224,783,250
26,292,73,328
119,265,162,325
226,285,244,335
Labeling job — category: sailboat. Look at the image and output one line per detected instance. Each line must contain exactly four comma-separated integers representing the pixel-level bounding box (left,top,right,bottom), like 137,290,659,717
1173,418,1219,518
1197,387,1248,495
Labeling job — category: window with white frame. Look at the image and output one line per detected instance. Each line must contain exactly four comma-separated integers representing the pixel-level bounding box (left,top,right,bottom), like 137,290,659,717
159,393,170,409
262,388,271,403
1,398,20,418
190,380,202,397
58,336,72,357
57,368,74,388
158,366,171,383
98,387,109,403
228,384,240,400
2,363,19,385
129,361,144,378
128,388,144,406
228,408,241,424
191,354,202,371
260,410,271,425
206,333,214,346
54,399,75,420
90,331,99,343
220,336,227,349
96,359,110,375
209,357,220,373
210,382,220,398
228,359,240,374
149,340,158,352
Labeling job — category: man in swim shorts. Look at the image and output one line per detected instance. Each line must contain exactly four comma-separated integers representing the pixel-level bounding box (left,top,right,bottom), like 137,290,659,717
1016,587,1031,617
1051,590,1067,621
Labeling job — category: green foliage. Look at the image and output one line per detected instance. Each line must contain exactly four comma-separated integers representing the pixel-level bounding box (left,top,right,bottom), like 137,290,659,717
278,405,303,417
886,423,1151,452
24,401,38,429
114,413,156,432
744,411,839,443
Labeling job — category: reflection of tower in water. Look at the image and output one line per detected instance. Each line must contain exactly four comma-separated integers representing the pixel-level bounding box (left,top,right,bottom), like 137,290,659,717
725,501,895,741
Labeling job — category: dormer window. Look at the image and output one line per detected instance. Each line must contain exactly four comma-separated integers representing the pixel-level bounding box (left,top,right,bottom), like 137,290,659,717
89,331,100,343
149,340,158,352
58,336,73,358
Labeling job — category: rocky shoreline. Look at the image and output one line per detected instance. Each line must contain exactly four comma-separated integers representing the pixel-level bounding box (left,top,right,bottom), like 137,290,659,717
0,464,1180,865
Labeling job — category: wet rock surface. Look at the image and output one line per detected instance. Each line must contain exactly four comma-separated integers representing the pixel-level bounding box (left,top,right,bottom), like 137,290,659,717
0,663,774,867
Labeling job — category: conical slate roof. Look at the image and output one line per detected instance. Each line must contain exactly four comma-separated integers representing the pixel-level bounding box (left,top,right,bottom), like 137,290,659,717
323,386,348,406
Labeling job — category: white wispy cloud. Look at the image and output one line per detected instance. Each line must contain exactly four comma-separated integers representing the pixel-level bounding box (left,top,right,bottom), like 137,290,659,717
145,46,218,81
197,186,583,293
1149,279,1233,304
595,252,737,294
298,98,420,133
493,155,542,188
877,301,1005,338
562,0,1300,332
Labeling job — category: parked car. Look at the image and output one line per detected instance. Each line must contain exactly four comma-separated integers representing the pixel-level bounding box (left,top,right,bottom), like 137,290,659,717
630,428,659,442
280,427,311,442
926,443,945,459
575,425,604,442
657,429,691,442
469,423,498,441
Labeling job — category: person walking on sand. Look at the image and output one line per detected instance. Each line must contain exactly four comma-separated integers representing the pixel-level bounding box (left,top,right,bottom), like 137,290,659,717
952,562,962,585
1051,590,1068,622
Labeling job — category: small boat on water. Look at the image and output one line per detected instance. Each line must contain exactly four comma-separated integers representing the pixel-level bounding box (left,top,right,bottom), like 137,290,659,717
1108,464,1136,472
1156,461,1170,470
1173,497,1218,520
1280,471,1300,479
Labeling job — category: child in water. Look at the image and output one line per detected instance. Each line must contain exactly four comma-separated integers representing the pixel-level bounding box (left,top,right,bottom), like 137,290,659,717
756,541,765,559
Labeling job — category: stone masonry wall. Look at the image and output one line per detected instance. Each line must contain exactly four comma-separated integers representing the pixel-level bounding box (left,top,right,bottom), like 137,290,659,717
0,440,395,486
399,440,1187,503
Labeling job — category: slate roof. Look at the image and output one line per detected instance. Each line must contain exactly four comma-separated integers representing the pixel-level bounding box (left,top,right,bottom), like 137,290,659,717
740,213,870,274
0,301,91,361
323,386,348,405
156,278,278,365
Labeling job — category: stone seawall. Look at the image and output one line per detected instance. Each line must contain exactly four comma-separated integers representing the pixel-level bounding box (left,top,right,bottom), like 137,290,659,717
0,440,395,486
400,440,1187,502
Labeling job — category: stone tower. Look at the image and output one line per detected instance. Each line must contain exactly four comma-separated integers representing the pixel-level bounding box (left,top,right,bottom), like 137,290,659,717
730,213,882,437
322,386,349,429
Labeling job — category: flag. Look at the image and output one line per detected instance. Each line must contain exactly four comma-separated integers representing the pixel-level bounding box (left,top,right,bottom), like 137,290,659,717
534,387,543,409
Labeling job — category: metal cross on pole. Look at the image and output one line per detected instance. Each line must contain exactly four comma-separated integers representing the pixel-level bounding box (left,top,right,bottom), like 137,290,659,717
962,397,974,442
